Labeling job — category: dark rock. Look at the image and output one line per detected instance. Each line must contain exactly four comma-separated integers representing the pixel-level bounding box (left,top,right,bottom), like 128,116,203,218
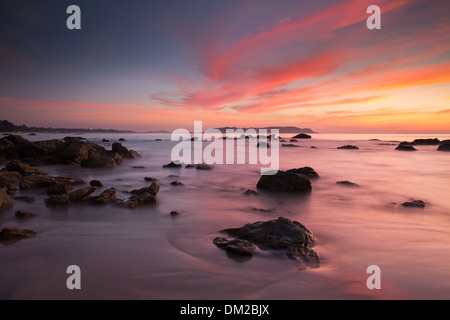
0,171,22,195
0,227,36,244
19,173,57,190
102,139,110,142
118,138,126,142
257,170,312,193
196,163,214,170
437,140,450,151
170,210,181,216
144,177,158,183
337,145,359,150
112,142,139,159
14,196,35,203
46,194,70,206
171,181,184,186
311,146,318,149
185,164,196,169
336,181,359,187
15,210,37,220
290,139,298,142
413,138,440,145
90,188,117,204
132,166,145,169
282,144,300,148
243,189,259,196
396,145,417,151
213,237,256,257
130,182,160,196
68,186,97,202
252,208,276,213
292,133,311,139
402,200,426,208
47,183,72,195
126,192,157,208
90,180,104,187
287,167,319,179
109,152,124,166
58,140,92,164
398,141,414,146
257,142,270,148
0,188,14,209
80,156,116,168
220,217,319,264
163,161,182,168
2,161,44,175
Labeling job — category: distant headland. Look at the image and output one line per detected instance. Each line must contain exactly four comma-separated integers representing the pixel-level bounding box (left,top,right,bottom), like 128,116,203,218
216,126,316,134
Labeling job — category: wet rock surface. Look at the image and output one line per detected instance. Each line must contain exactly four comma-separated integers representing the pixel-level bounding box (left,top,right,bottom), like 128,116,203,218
257,170,312,193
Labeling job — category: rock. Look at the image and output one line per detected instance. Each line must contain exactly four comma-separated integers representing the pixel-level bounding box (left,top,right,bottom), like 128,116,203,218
220,217,319,264
0,171,22,195
58,139,92,164
413,138,440,145
337,145,359,150
132,166,145,169
402,200,426,208
170,210,181,216
102,139,110,142
109,152,124,166
257,142,270,148
0,227,36,244
144,177,158,183
15,210,37,220
90,188,117,204
118,138,126,142
282,144,300,148
90,180,104,187
437,140,450,151
213,237,256,257
252,208,276,213
47,183,72,195
68,186,97,202
292,133,311,139
80,156,116,168
336,181,359,187
19,173,57,190
185,164,196,169
171,181,184,186
130,182,160,196
257,170,312,193
112,142,139,159
196,163,214,170
243,189,259,195
46,194,70,206
287,167,319,179
311,146,318,149
14,196,35,203
163,161,182,168
290,139,298,142
2,161,44,175
396,145,417,151
126,192,157,208
0,188,14,209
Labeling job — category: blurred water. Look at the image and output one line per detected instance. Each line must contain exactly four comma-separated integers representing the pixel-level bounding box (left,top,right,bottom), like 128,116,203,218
0,132,449,299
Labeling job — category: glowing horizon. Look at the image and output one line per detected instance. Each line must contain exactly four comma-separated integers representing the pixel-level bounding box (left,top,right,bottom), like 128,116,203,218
0,0,449,133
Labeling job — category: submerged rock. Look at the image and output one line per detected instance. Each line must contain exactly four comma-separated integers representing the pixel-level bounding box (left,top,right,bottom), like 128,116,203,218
257,170,312,193
243,189,259,196
402,200,426,208
163,161,182,168
81,156,117,168
196,163,214,170
292,133,311,139
218,217,319,265
0,188,14,209
19,173,56,190
0,227,36,244
170,181,184,186
213,237,256,257
14,196,35,203
336,181,359,187
282,144,300,148
337,145,359,150
46,194,70,206
15,210,37,220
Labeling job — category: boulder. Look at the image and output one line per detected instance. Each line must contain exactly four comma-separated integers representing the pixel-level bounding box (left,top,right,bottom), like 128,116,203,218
170,181,184,186
2,161,44,175
163,161,182,168
287,167,319,179
337,145,359,150
125,192,157,208
130,182,160,196
58,139,91,164
0,188,14,209
437,140,450,151
112,142,139,159
47,183,72,195
0,227,36,244
413,138,440,145
0,171,22,195
90,180,104,187
257,170,312,193
219,217,319,264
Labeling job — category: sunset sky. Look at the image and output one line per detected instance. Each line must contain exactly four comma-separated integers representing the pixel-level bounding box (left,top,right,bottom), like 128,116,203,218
1,0,449,133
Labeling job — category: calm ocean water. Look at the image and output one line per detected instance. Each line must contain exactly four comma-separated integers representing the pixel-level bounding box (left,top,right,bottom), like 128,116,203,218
1,132,450,299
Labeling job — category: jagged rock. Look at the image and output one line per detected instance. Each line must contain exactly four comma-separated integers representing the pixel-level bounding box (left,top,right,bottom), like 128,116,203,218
0,227,36,244
257,170,312,193
2,161,44,175
163,161,182,168
90,188,117,204
19,173,57,190
126,192,157,208
130,182,160,196
112,142,139,159
0,188,14,209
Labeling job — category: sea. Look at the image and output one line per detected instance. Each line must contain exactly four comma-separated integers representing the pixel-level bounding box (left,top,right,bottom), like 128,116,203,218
0,132,449,300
